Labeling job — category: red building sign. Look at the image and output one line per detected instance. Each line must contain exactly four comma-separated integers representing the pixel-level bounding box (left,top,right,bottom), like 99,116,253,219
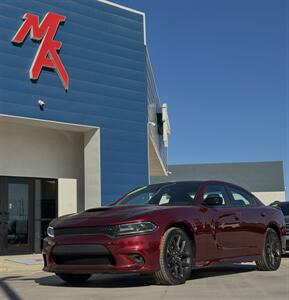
12,12,69,90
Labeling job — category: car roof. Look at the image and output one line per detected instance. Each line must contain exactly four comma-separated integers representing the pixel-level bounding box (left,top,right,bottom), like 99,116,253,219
153,180,238,186
151,180,250,191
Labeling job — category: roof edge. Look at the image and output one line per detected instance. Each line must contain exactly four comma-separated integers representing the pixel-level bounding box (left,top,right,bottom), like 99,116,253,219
97,0,145,16
97,0,146,45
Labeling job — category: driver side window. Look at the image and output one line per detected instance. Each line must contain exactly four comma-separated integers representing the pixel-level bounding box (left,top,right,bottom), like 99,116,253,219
203,185,229,206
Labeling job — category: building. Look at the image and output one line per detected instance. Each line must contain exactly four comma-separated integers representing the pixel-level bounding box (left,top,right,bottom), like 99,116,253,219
151,161,285,205
0,0,169,254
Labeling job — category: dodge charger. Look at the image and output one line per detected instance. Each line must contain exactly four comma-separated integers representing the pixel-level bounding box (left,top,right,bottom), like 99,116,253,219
43,181,286,285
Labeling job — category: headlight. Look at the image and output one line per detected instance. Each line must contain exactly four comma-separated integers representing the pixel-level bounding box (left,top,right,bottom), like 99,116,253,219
115,222,157,236
47,226,55,238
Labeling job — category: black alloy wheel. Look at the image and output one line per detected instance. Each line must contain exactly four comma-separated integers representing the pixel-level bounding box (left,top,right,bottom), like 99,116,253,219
154,227,193,285
256,228,282,271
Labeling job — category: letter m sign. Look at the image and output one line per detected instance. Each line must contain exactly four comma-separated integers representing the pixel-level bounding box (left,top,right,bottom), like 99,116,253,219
12,12,69,90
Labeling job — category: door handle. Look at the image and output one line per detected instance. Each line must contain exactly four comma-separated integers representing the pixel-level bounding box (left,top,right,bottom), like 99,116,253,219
234,215,240,221
260,212,266,217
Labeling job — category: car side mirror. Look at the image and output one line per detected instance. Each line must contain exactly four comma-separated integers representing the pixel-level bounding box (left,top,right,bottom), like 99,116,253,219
203,194,223,206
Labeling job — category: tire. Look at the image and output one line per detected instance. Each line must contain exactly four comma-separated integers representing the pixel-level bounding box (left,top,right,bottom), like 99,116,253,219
255,228,282,271
56,273,91,283
153,227,193,285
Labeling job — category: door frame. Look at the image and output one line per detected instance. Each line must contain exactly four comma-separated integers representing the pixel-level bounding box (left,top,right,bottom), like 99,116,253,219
0,176,35,255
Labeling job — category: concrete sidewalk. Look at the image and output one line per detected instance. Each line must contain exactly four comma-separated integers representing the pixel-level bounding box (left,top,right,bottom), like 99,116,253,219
0,254,43,275
1,260,289,300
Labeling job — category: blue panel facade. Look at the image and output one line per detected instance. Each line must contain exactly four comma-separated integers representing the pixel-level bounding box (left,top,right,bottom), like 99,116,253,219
0,0,148,205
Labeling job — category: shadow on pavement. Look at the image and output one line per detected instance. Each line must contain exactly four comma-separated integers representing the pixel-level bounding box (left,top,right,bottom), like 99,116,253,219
34,273,153,288
0,276,23,300
32,263,256,288
190,263,256,280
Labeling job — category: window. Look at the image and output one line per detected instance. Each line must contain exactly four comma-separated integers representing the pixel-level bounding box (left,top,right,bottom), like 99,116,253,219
228,187,256,206
159,193,171,205
203,185,229,206
115,182,200,206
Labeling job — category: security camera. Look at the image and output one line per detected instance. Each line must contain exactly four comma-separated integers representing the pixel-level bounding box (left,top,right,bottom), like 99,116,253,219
38,99,45,111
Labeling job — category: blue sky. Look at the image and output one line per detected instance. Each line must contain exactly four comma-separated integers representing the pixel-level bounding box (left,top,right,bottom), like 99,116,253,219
113,0,288,197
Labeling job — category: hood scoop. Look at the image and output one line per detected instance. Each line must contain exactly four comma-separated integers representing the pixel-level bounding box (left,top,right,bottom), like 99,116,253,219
85,207,111,213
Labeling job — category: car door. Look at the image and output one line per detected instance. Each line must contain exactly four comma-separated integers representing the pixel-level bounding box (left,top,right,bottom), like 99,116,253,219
226,185,264,255
201,184,246,259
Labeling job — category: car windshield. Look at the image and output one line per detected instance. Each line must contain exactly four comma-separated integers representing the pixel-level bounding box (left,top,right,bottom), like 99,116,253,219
114,182,201,206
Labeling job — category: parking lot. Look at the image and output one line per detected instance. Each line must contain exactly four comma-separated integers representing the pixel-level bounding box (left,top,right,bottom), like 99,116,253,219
1,256,289,300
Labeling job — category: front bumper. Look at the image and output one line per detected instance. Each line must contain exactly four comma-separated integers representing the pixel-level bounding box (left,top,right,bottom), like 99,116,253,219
42,232,161,274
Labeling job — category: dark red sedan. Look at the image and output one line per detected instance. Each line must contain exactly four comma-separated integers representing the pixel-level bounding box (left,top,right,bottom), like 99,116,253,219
43,181,286,285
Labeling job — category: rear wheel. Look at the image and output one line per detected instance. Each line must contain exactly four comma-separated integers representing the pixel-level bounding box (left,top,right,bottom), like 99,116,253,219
255,228,281,271
153,227,193,285
56,273,91,283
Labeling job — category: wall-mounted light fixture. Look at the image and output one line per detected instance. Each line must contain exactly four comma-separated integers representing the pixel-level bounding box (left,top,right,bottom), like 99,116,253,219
38,99,45,111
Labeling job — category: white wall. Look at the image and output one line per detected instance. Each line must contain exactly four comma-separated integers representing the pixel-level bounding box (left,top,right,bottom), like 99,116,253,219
58,178,77,215
253,191,286,205
0,117,84,210
84,130,101,209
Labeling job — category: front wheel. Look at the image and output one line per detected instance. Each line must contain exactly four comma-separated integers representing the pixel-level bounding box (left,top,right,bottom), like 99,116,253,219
153,227,193,285
255,228,282,271
56,273,91,283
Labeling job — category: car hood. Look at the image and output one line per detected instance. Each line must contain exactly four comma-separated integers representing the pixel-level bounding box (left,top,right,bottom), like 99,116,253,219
51,205,163,228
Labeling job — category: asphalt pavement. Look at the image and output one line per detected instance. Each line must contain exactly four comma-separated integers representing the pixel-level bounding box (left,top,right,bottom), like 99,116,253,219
1,256,289,300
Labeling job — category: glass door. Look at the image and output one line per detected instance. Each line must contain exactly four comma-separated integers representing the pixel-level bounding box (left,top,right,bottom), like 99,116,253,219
0,177,34,254
34,179,58,252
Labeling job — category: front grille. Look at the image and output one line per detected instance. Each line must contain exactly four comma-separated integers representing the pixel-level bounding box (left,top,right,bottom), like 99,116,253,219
52,255,116,266
52,244,116,266
54,226,117,237
286,223,289,235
